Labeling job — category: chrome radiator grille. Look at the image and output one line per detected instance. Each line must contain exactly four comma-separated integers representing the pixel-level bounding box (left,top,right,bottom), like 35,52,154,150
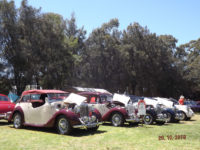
156,104,162,114
80,103,89,117
126,104,135,116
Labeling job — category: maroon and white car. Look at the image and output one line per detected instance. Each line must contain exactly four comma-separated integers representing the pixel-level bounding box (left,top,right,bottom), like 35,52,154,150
8,90,102,135
78,92,146,127
0,94,15,121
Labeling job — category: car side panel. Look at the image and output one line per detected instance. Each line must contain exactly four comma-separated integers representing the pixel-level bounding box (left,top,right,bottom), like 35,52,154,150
0,101,15,114
89,104,110,116
8,106,25,123
24,109,81,128
102,107,128,121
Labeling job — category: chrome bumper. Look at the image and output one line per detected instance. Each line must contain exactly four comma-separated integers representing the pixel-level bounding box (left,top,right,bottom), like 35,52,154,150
126,118,140,122
73,122,102,129
175,113,182,120
0,113,6,119
156,114,167,122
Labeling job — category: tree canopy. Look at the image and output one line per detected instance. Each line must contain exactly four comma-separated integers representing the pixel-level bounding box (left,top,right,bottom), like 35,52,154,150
0,0,199,99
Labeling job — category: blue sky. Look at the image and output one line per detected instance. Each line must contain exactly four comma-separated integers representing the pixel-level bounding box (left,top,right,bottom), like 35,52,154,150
14,0,200,45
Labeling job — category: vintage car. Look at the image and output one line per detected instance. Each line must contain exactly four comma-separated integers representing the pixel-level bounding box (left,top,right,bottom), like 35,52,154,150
0,94,15,121
151,97,183,122
78,92,146,127
184,100,200,112
155,97,194,120
129,95,167,125
8,90,102,135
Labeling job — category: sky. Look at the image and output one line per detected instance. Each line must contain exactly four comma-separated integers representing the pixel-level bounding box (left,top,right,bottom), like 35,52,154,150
13,0,200,45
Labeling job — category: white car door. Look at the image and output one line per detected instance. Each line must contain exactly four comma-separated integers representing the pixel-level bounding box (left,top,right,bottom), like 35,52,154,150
27,94,54,125
28,102,53,125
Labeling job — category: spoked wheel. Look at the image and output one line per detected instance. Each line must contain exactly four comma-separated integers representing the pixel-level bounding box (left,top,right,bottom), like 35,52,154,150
143,114,153,125
13,113,23,129
179,111,186,120
166,112,172,123
111,113,124,127
56,115,72,135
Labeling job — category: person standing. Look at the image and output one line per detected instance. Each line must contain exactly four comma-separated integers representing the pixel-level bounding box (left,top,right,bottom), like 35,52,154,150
179,95,185,105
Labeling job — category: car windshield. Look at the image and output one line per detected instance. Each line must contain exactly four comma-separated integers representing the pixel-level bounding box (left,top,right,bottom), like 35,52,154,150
100,94,113,103
129,95,143,103
31,94,40,100
47,93,69,103
0,95,9,101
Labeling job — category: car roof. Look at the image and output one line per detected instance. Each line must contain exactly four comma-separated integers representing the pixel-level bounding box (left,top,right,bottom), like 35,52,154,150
0,94,8,97
78,91,112,96
0,94,10,101
22,90,68,96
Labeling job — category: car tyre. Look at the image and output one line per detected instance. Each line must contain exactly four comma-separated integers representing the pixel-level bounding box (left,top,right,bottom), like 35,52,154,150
143,113,154,125
111,113,124,127
179,111,186,120
13,113,23,129
56,115,72,135
166,112,172,123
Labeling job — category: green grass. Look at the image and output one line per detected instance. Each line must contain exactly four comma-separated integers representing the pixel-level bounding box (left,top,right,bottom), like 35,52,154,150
0,114,200,150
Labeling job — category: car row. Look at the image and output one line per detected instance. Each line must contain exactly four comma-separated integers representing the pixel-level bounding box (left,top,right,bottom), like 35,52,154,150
0,89,196,135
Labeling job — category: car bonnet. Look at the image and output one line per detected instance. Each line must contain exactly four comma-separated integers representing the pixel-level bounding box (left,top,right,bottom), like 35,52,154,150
112,93,130,106
63,93,86,105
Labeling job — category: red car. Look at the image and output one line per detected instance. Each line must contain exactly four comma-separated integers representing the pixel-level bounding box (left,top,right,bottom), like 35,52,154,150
0,94,15,120
78,92,145,127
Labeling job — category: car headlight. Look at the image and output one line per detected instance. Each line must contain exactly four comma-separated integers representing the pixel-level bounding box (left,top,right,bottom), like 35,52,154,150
83,116,89,123
74,105,80,114
164,113,167,118
91,115,97,122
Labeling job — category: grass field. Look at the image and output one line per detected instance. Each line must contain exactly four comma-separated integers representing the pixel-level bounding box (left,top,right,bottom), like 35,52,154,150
0,114,200,150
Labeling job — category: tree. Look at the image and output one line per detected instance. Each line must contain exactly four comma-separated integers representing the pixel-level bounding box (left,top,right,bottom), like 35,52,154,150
82,19,125,92
179,39,200,99
0,0,26,95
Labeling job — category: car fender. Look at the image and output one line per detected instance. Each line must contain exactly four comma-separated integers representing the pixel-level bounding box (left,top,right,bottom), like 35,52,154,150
93,108,102,121
146,109,157,119
45,109,80,127
102,107,128,121
8,106,25,123
165,108,175,117
175,105,190,117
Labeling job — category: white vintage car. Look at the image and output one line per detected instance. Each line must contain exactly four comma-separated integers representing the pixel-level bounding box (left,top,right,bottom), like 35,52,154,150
154,97,194,120
78,92,146,126
142,97,168,124
8,90,102,135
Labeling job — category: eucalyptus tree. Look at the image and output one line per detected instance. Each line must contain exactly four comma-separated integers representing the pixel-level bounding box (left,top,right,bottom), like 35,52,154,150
0,0,26,95
83,19,124,91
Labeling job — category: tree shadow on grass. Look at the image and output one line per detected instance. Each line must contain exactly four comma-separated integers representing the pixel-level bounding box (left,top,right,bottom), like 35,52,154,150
187,119,196,121
71,128,107,137
9,126,106,137
102,122,154,128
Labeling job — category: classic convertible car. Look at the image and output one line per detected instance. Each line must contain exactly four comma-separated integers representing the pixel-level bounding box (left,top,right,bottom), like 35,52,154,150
0,94,15,121
8,90,102,135
78,92,146,127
